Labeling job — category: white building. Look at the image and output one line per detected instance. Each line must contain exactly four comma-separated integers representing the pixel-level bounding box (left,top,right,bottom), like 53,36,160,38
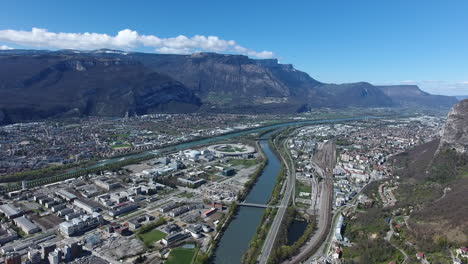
59,213,103,236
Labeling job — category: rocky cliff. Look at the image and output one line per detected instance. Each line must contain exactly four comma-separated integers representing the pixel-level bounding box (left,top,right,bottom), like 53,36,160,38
439,99,468,153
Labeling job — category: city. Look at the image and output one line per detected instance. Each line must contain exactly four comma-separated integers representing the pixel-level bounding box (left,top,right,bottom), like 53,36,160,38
1,112,465,264
1,1,468,264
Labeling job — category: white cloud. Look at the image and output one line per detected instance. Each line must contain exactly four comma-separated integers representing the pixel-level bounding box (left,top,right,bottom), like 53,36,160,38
0,28,275,58
0,44,12,50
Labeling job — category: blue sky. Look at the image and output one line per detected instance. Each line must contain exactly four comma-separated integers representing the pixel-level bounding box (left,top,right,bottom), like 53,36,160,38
0,0,467,95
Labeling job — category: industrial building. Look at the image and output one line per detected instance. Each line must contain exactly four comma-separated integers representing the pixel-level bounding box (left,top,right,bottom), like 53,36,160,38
169,206,191,217
0,204,22,219
56,189,77,201
161,232,190,246
159,202,178,213
177,177,206,187
108,203,139,217
73,199,100,214
95,178,120,191
59,213,103,236
222,168,236,176
13,216,40,235
0,228,18,245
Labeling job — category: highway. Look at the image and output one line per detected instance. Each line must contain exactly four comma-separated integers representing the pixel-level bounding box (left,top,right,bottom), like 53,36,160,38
258,133,295,264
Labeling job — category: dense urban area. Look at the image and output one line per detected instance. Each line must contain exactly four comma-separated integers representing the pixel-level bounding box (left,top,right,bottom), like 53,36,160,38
0,111,466,264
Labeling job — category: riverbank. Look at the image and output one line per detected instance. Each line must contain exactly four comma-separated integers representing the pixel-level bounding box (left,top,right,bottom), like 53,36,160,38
212,130,283,264
205,141,268,263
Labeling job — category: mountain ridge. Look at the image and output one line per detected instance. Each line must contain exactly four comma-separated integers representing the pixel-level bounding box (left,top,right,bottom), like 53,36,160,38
0,49,459,124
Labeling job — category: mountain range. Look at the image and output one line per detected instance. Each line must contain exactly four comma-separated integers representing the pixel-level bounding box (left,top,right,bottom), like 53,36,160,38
0,49,458,124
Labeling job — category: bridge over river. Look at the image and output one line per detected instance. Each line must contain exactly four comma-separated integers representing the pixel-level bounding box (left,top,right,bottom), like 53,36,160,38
238,202,279,209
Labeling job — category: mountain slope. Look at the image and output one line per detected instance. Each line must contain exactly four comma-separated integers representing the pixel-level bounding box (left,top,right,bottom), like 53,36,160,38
314,82,394,108
0,54,201,124
377,85,458,108
392,99,468,248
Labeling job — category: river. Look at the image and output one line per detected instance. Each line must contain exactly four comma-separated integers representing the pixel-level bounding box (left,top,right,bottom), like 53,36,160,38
210,117,377,263
212,131,281,264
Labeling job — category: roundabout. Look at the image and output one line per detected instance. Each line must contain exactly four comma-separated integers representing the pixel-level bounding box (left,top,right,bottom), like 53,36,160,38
207,143,256,156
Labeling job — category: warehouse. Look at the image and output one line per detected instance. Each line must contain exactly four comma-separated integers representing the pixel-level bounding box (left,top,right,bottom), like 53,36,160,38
108,203,139,217
0,204,22,219
73,199,99,214
13,216,40,234
56,189,77,202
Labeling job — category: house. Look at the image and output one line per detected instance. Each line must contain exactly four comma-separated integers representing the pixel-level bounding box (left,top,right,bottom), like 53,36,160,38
456,247,468,258
222,168,235,176
202,208,217,218
416,252,425,260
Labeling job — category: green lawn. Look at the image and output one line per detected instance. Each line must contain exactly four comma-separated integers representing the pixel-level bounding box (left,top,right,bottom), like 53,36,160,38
166,248,196,264
295,180,311,198
138,229,166,245
228,159,258,167
178,191,195,198
111,143,132,149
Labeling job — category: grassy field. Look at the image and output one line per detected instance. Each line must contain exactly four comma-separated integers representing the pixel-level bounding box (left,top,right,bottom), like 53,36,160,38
295,180,311,198
138,229,166,245
177,191,195,198
111,143,132,149
166,248,196,264
228,159,258,167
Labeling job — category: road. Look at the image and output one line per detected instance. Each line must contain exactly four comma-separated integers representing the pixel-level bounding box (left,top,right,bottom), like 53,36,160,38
85,246,121,264
386,217,409,264
286,141,335,264
258,134,295,264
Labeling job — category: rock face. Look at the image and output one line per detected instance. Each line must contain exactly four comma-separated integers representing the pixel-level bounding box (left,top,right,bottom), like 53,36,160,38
439,99,468,153
129,52,397,110
0,53,201,124
0,49,459,124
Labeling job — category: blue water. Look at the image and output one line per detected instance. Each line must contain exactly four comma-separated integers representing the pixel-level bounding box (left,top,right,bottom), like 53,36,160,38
212,134,282,264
